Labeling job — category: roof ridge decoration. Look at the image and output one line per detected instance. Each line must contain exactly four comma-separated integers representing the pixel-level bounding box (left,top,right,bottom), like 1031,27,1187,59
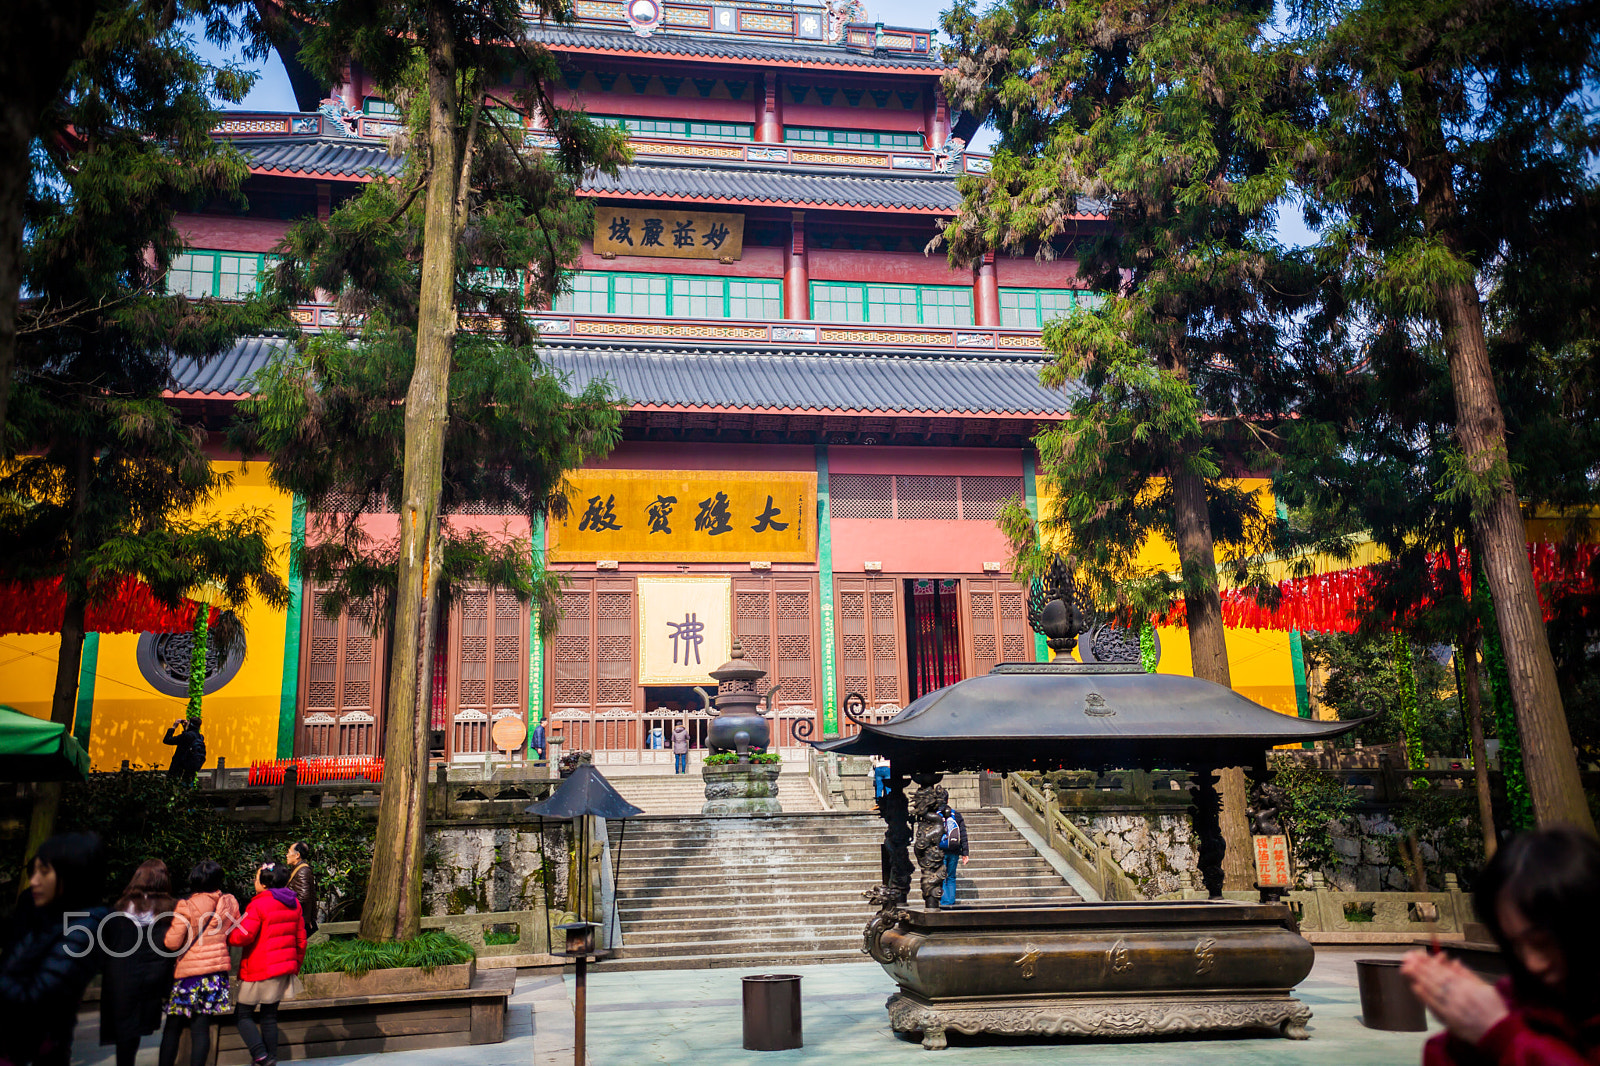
538,2,934,60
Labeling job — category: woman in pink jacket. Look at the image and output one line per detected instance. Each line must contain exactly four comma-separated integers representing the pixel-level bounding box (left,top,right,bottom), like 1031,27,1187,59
1403,827,1600,1066
158,860,240,1066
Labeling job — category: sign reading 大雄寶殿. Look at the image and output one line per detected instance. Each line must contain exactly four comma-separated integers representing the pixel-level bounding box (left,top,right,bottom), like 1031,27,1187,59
593,206,744,260
549,470,815,563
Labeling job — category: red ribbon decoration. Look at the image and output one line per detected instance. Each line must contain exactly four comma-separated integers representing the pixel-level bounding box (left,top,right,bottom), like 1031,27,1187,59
0,576,216,636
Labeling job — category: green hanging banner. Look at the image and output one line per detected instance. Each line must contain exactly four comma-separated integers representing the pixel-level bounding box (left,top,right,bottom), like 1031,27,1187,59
529,514,546,751
1023,453,1050,664
817,445,839,738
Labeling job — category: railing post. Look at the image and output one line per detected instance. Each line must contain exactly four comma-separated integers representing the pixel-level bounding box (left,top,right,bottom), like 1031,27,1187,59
278,764,298,824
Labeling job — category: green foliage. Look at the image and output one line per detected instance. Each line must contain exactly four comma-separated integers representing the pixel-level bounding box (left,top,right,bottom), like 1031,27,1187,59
1268,754,1358,875
1304,631,1463,755
283,806,375,924
1138,622,1158,674
701,751,779,765
482,927,519,946
1392,632,1425,773
1479,590,1534,831
300,930,475,976
56,769,254,902
1392,788,1485,889
185,607,209,721
941,0,1307,624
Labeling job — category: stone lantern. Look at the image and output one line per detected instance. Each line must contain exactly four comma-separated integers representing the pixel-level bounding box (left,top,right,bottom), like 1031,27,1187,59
699,641,783,816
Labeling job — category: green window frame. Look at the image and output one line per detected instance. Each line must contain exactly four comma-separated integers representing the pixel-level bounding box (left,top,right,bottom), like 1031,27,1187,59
591,115,753,142
998,287,1098,328
809,281,973,326
166,250,277,299
363,98,399,116
553,271,782,320
783,127,924,150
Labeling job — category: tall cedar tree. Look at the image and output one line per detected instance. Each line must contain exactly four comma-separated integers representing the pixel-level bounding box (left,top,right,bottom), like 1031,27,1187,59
1,14,290,851
1290,0,1600,831
241,0,628,941
940,0,1308,890
0,0,267,448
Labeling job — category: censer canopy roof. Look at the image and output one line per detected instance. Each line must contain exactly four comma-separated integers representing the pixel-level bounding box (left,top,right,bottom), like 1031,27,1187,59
812,662,1360,773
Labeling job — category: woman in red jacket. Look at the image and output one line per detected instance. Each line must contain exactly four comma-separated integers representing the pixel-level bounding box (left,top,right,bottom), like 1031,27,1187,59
1402,827,1600,1066
227,861,306,1066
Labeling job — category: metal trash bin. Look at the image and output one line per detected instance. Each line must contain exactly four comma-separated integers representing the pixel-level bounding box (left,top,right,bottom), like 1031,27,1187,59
1356,957,1427,1031
742,974,803,1051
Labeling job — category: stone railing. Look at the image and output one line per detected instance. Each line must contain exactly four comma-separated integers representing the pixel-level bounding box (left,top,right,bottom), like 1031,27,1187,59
186,762,556,825
1001,773,1143,902
1160,873,1478,943
311,907,567,967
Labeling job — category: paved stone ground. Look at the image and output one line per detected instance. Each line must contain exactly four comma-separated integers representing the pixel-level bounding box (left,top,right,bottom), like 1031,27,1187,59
72,946,1438,1066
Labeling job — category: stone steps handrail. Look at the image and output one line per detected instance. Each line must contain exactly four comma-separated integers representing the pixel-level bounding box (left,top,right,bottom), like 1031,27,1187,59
1001,773,1143,902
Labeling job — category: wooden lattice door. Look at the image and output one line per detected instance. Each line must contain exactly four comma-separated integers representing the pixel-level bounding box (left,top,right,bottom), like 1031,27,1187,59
299,590,384,757
835,576,906,734
733,576,820,748
964,577,1033,677
447,588,529,759
549,576,638,757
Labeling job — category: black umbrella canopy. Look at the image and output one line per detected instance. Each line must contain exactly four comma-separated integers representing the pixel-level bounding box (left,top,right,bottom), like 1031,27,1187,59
524,763,644,819
813,662,1361,774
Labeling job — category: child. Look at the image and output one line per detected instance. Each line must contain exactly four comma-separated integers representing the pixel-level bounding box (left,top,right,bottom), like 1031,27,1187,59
228,861,307,1066
160,860,239,1066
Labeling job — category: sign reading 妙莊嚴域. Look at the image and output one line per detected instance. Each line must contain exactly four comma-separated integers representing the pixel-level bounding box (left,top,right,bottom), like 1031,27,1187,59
549,471,816,563
592,206,745,260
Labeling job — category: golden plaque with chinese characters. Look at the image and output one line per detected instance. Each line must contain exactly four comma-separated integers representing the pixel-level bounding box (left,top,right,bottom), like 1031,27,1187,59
593,206,745,260
549,470,815,562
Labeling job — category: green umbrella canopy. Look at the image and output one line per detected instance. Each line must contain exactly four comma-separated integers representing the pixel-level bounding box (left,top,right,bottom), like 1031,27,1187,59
0,706,90,782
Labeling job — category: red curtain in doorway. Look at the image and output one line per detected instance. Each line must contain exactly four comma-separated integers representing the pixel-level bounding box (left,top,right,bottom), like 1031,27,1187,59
911,578,962,694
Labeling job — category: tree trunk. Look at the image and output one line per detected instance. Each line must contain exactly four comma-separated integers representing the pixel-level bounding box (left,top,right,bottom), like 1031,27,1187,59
1171,462,1253,890
359,2,461,943
1404,94,1595,834
1461,630,1497,860
0,0,102,447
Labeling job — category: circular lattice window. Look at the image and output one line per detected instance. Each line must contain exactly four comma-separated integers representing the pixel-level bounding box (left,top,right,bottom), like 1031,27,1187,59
135,630,246,698
1079,623,1160,668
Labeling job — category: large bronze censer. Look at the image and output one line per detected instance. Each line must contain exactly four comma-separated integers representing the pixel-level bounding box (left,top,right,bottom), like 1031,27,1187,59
804,558,1359,1050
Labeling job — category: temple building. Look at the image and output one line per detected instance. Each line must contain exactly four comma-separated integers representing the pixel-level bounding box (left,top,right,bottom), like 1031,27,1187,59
5,0,1308,771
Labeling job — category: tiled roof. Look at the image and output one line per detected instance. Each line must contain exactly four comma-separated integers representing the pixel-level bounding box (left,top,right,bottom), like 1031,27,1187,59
527,25,946,71
166,335,289,398
541,341,1073,417
583,162,963,211
166,335,1073,417
236,137,404,180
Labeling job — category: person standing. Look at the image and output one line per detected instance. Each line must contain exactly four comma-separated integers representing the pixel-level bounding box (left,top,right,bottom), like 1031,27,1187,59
285,842,318,937
229,861,307,1066
161,718,206,784
0,832,108,1066
671,720,690,775
100,860,177,1066
939,804,969,908
531,720,546,761
159,860,239,1066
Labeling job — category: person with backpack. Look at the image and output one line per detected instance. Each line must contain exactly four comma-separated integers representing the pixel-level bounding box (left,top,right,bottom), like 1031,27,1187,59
229,861,307,1066
938,803,969,907
99,860,177,1066
161,718,206,784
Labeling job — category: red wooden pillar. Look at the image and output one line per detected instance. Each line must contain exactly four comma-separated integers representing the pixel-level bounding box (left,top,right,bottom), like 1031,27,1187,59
974,251,1000,327
784,211,809,320
757,70,783,143
931,85,950,151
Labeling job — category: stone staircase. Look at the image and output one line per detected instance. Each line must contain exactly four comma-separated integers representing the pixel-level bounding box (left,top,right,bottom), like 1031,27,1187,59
608,768,827,816
604,808,1079,971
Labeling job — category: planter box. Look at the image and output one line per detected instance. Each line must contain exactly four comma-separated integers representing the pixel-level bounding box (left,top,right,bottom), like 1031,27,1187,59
294,960,475,1000
702,763,783,816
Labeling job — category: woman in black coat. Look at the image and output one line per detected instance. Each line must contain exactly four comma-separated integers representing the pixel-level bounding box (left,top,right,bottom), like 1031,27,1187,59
0,832,108,1066
99,861,177,1066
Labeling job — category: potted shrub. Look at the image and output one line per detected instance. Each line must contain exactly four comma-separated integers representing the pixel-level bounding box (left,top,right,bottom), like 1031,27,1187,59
295,930,477,999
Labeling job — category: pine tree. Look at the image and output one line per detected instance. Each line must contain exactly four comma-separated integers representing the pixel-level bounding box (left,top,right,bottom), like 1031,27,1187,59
942,0,1309,889
239,2,627,940
1290,0,1600,831
2,12,290,852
